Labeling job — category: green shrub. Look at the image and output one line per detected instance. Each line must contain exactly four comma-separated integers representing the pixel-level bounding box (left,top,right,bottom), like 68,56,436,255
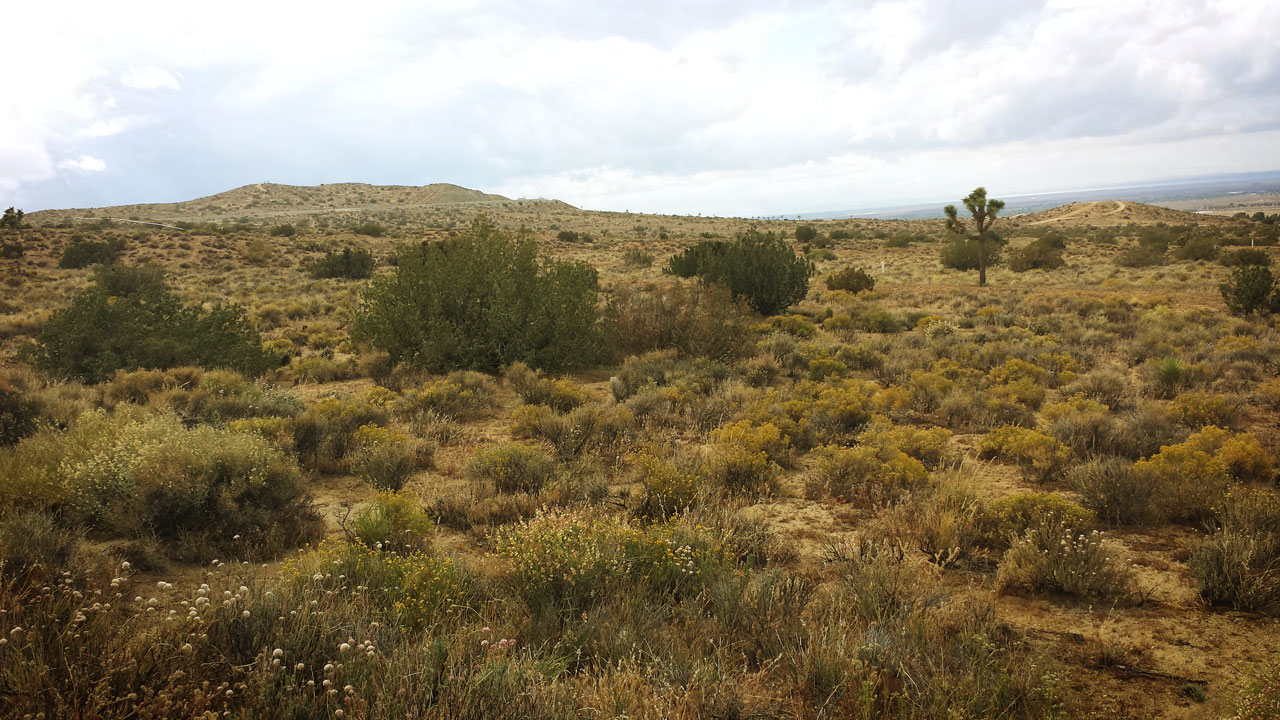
349,424,429,491
1219,248,1271,267
632,452,701,519
794,224,818,243
665,240,727,278
354,216,604,372
0,372,40,446
824,266,875,292
1009,239,1065,272
309,247,374,279
466,443,559,495
1220,265,1279,316
665,230,813,316
940,237,1003,271
555,229,592,243
27,265,275,383
997,515,1132,598
352,490,435,553
351,221,385,237
1173,235,1218,261
58,236,125,268
268,223,296,237
1189,489,1280,614
0,240,23,258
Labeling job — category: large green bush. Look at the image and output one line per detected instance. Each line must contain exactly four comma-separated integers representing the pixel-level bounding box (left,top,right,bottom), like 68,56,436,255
940,236,1004,271
58,236,125,269
664,230,812,315
309,247,374,279
354,216,604,372
27,265,276,383
1220,265,1279,316
1009,238,1065,272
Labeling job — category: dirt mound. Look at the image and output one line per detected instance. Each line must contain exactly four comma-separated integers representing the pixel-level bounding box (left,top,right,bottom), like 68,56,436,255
1011,200,1234,228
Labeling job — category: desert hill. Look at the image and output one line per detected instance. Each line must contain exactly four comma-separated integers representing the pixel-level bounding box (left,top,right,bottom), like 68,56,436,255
1009,200,1234,228
25,182,539,225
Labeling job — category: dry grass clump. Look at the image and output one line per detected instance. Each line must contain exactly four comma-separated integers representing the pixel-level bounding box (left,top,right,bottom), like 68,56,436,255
348,424,431,490
1189,488,1280,614
396,370,496,421
505,361,588,411
510,402,635,459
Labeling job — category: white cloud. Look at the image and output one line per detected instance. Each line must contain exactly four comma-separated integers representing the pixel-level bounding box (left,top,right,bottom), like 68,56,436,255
121,66,181,90
58,156,107,173
2,1,1279,212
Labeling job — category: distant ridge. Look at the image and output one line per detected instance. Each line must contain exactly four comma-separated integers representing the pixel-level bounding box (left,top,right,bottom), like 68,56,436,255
27,182,523,224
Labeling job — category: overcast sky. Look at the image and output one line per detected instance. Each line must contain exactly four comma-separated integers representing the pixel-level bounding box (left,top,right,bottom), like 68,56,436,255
4,0,1278,216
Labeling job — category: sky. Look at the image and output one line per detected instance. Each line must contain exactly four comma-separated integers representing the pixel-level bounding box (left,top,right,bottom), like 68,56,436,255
4,0,1279,217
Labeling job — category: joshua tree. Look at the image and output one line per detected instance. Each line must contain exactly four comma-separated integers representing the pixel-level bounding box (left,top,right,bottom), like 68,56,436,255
945,187,1005,286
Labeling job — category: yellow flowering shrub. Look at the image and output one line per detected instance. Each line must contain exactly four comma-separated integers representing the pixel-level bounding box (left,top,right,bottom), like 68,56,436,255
466,442,559,495
1171,392,1239,429
979,426,1071,482
632,453,702,519
980,492,1093,549
285,538,469,631
711,421,789,466
1134,427,1274,522
857,423,953,470
353,490,435,553
495,509,726,608
805,444,928,504
397,370,496,420
505,361,588,412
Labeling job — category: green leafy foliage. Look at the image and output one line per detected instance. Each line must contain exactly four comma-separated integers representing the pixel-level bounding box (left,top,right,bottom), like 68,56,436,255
1009,238,1065,272
824,266,876,292
0,207,24,230
27,265,275,383
664,230,813,315
309,247,375,279
58,236,125,269
1220,265,1279,316
354,216,604,373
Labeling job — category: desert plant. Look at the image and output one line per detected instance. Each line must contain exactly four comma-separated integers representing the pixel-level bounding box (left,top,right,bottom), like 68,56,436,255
944,187,1005,286
1066,456,1158,525
1219,248,1271,267
355,216,604,372
309,247,374,279
998,515,1132,598
1009,238,1065,272
1188,489,1280,614
1220,265,1279,316
351,490,435,553
505,362,588,411
58,236,125,268
665,230,813,316
466,442,559,495
268,223,297,237
824,266,876,292
349,424,428,490
979,426,1071,483
805,444,928,505
604,281,755,361
27,264,275,383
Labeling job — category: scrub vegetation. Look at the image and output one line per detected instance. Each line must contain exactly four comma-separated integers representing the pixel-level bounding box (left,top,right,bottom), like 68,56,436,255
1,188,1278,718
